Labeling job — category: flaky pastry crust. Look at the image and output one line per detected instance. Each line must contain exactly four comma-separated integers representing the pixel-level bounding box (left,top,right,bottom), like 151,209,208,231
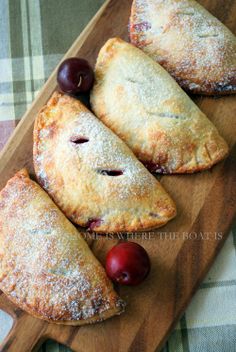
90,38,229,174
33,92,176,232
129,0,236,95
0,169,124,325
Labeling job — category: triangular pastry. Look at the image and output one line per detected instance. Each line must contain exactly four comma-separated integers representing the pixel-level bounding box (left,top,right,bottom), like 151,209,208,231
90,38,229,174
0,169,124,325
129,0,236,95
33,92,176,232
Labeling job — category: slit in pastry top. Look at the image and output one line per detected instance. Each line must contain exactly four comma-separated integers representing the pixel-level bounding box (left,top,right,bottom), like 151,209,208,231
33,91,176,233
90,37,229,174
0,169,125,325
129,0,236,95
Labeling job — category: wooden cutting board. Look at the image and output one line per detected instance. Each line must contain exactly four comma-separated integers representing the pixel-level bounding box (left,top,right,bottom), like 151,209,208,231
0,0,235,351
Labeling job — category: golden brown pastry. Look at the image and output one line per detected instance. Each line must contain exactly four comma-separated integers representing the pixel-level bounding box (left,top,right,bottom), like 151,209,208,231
90,38,229,174
129,0,236,95
0,169,125,325
33,92,176,233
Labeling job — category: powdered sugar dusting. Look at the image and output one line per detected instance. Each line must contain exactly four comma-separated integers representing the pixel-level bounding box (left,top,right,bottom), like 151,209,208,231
130,0,236,93
0,172,124,322
70,111,156,199
91,38,228,175
34,92,175,232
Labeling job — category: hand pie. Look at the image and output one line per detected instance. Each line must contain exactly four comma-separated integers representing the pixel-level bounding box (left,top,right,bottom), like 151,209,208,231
0,169,124,325
129,0,236,95
90,38,229,174
33,92,176,233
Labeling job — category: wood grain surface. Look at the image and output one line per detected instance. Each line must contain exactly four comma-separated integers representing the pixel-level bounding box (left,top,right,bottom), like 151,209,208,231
0,0,236,351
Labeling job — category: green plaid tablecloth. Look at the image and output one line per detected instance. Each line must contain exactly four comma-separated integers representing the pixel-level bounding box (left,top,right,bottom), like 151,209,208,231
0,1,236,351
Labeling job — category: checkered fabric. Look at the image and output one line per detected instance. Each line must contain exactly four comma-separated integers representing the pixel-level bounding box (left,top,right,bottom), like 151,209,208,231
0,1,236,352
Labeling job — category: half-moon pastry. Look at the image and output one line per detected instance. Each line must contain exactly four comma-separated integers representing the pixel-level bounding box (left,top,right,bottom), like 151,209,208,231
90,38,229,174
0,169,125,325
129,0,236,95
33,92,176,233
